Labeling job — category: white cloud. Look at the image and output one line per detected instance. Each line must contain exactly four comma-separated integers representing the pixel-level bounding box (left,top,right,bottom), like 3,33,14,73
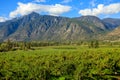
79,3,120,16
0,17,7,22
9,2,71,18
90,0,96,7
34,0,46,2
62,0,72,3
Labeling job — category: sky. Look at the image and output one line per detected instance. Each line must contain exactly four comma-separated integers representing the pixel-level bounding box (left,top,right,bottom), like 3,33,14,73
0,0,120,22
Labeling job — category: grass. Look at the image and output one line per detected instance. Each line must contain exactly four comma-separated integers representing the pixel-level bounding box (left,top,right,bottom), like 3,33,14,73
0,45,120,79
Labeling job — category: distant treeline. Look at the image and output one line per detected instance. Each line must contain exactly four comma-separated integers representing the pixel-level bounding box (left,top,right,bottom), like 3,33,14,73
0,39,120,52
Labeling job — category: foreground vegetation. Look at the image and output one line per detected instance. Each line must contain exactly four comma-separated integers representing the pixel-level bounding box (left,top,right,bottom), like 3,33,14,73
0,44,120,80
0,40,120,80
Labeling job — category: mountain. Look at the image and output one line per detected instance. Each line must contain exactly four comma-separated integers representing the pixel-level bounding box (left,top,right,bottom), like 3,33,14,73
76,16,106,30
103,18,120,30
103,26,120,41
0,12,120,42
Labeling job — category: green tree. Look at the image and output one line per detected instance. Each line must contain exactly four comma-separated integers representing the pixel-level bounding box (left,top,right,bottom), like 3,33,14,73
20,42,32,50
89,40,99,48
0,39,13,52
94,40,99,48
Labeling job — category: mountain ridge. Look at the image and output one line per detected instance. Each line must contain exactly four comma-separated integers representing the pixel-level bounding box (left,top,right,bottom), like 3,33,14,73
0,12,120,42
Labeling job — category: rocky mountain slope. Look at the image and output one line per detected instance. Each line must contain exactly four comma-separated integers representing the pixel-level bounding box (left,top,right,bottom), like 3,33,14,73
0,12,120,42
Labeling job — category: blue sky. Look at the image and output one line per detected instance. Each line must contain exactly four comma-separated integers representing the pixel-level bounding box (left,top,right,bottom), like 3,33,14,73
0,0,120,22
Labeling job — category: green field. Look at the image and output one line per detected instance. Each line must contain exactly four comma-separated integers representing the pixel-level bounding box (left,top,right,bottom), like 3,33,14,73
0,45,120,80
